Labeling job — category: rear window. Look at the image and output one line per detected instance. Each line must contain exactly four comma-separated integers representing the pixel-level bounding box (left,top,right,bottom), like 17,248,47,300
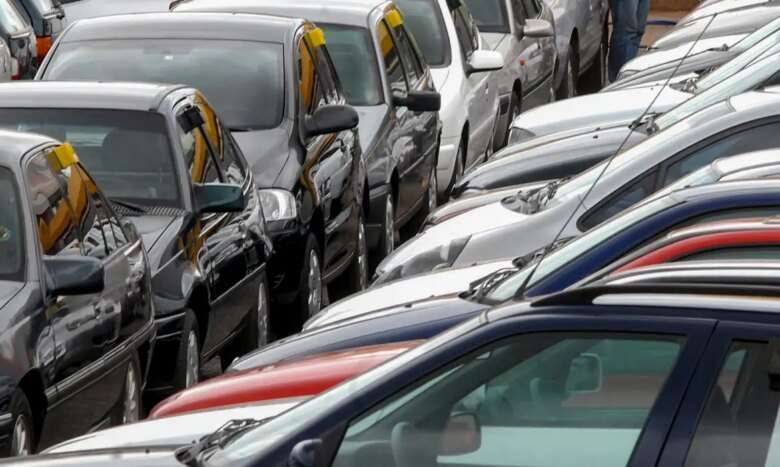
43,39,285,131
464,0,510,33
396,0,451,67
0,167,24,281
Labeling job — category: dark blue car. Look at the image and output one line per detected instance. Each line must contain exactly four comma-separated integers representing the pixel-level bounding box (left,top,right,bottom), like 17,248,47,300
230,179,780,370
12,283,780,467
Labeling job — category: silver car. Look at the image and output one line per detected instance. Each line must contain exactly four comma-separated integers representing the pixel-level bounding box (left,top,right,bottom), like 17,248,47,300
464,0,556,148
0,39,11,81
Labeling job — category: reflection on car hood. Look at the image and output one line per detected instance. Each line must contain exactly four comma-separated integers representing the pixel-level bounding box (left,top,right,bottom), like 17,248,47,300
355,105,388,154
481,32,507,51
0,281,23,311
431,67,451,92
511,84,688,137
307,259,514,329
128,215,177,255
45,399,301,454
232,127,292,188
63,0,171,25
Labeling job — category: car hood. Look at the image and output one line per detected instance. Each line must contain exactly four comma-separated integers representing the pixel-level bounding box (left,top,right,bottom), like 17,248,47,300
431,67,451,92
680,0,769,24
0,281,23,311
355,105,388,153
428,181,549,226
4,448,182,467
375,201,528,278
481,32,508,51
621,34,744,74
307,259,514,329
46,399,301,454
128,215,178,255
232,126,293,188
510,84,688,137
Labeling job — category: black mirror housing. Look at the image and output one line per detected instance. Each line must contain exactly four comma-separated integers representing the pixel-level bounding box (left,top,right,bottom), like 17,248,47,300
177,106,205,133
194,183,246,214
393,90,441,112
304,104,359,138
44,256,104,296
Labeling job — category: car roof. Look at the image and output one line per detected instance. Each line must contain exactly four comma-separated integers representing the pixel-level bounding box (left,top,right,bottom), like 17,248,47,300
175,0,392,27
0,81,188,112
662,216,780,241
59,11,304,43
0,130,55,167
714,149,780,175
669,178,780,201
728,87,780,112
604,260,780,285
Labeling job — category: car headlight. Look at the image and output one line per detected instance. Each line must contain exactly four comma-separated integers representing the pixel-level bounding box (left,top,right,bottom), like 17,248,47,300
257,189,297,221
507,128,536,146
374,236,471,285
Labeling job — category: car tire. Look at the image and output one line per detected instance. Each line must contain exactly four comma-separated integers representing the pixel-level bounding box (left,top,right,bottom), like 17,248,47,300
331,211,369,300
503,91,522,148
373,192,397,270
580,26,608,93
119,354,142,424
8,389,34,457
556,45,578,99
221,272,271,368
292,234,323,330
173,310,200,390
407,164,438,234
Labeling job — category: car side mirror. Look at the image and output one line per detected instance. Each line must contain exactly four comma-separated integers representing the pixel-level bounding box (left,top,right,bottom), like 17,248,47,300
288,439,323,467
466,50,503,75
521,19,554,38
566,353,603,394
194,183,246,214
393,90,441,112
439,412,482,456
44,256,104,296
303,104,359,138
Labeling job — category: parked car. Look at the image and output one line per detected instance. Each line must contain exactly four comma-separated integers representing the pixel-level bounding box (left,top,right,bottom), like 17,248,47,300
463,0,556,148
229,179,780,371
0,0,36,78
10,0,63,62
453,50,780,198
0,130,155,456
0,81,274,393
61,0,171,25
394,0,503,198
679,0,776,25
173,0,441,267
38,12,367,326
16,284,780,467
0,38,11,81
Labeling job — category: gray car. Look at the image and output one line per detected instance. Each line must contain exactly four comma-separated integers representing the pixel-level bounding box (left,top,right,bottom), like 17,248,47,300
464,0,556,148
374,87,780,284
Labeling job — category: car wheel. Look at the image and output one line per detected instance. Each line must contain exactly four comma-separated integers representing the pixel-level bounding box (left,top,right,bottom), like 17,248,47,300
373,192,397,270
503,92,522,147
291,234,323,330
556,46,578,99
331,211,369,299
221,272,271,368
580,29,607,93
9,390,33,457
173,311,200,390
121,355,141,424
407,164,439,234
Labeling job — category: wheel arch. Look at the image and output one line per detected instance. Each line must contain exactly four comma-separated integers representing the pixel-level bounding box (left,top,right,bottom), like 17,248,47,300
17,371,46,443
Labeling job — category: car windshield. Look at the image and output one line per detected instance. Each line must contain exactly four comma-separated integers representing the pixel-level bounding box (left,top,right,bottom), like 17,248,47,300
656,54,780,131
649,162,722,201
0,0,29,35
464,0,509,33
42,39,285,131
695,31,780,92
321,24,383,106
208,317,485,465
396,0,451,67
0,167,24,281
0,109,181,208
484,195,681,302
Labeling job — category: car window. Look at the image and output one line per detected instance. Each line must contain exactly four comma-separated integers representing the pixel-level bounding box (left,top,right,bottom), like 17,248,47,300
74,166,123,259
0,166,24,281
378,19,409,95
221,127,248,186
664,123,780,185
298,36,322,116
510,0,528,25
25,152,81,257
523,0,540,17
395,0,451,67
331,333,685,467
0,0,29,35
315,44,342,104
582,170,658,230
452,5,479,59
683,341,780,467
679,246,780,261
320,23,383,106
392,20,424,83
464,0,510,34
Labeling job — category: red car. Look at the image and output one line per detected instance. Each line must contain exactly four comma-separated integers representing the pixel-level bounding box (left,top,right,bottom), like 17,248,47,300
149,340,420,418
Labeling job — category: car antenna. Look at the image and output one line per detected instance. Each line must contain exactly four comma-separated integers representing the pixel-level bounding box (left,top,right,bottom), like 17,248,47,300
517,13,720,295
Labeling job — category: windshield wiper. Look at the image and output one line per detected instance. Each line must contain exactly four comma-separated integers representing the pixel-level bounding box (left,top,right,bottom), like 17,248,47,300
175,418,266,467
110,198,147,216
536,177,570,206
470,267,518,300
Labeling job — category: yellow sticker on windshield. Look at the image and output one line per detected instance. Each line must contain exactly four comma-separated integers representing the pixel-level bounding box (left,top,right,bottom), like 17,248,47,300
305,28,326,49
47,143,79,171
386,10,403,28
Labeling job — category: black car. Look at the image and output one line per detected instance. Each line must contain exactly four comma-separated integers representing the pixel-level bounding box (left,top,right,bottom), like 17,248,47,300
174,0,442,267
0,0,36,78
38,12,367,329
0,81,274,394
15,284,780,467
10,0,64,62
0,130,155,456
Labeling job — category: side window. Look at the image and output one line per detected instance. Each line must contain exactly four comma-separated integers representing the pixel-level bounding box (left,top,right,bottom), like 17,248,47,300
680,246,780,262
331,332,685,467
512,0,529,24
522,0,540,17
298,37,321,115
683,341,780,467
315,45,341,104
378,19,408,95
452,7,478,59
664,123,780,185
25,152,81,256
582,170,658,230
177,102,221,184
221,127,248,186
392,21,424,83
77,166,124,259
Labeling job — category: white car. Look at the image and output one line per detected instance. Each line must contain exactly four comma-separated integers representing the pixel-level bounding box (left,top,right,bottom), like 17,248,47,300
0,39,11,82
397,0,503,198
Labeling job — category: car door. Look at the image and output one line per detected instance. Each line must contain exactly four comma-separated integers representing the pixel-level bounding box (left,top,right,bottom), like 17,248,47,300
656,321,780,467
23,150,116,447
510,0,539,95
518,0,555,106
452,2,493,167
326,315,716,467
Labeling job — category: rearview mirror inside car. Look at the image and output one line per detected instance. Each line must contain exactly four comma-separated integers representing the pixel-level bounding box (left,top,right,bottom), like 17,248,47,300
44,256,105,296
440,412,482,456
566,353,603,394
393,90,441,112
522,19,554,38
467,50,503,75
303,104,359,137
194,183,246,214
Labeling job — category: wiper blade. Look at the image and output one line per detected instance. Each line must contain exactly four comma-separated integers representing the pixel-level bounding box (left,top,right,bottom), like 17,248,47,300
471,267,518,300
176,419,265,466
110,198,147,215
